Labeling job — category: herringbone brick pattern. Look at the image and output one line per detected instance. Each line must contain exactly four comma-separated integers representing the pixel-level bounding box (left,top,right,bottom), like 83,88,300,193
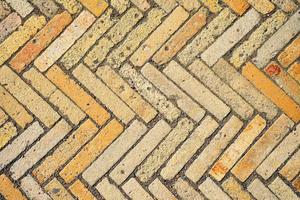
0,0,299,199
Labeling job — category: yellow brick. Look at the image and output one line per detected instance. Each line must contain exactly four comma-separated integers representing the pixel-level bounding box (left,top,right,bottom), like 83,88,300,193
45,178,74,200
70,180,97,200
288,61,300,83
246,0,275,14
0,109,7,126
59,119,123,183
222,176,254,200
79,0,108,16
0,174,27,200
0,122,17,149
55,0,82,14
278,35,300,68
202,0,222,13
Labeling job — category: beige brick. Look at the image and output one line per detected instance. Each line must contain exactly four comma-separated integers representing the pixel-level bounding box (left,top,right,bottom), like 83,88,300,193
54,0,82,14
0,1,11,20
185,116,243,182
0,108,7,126
210,115,266,181
246,0,275,14
73,64,135,124
149,179,177,200
45,178,74,200
278,35,300,68
0,65,59,128
199,177,231,200
10,119,71,180
0,121,17,149
176,0,200,11
232,114,294,182
189,59,253,119
280,149,300,181
161,116,218,180
173,178,205,200
130,6,189,67
119,63,180,122
30,0,59,17
96,178,127,200
35,10,95,72
97,65,157,123
137,118,194,182
164,61,230,120
271,0,297,12
269,177,299,200
247,179,278,200
230,10,287,68
213,59,278,120
131,0,150,11
142,63,205,122
178,8,236,66
0,12,22,43
257,123,300,179
5,0,33,17
82,120,146,185
110,120,171,184
20,175,51,200
201,0,222,13
288,62,300,84
122,178,153,200
110,0,129,14
153,0,177,12
222,176,254,200
0,122,43,171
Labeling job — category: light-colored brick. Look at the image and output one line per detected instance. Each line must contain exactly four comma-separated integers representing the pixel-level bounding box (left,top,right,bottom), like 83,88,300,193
110,120,171,184
130,6,189,67
269,177,299,200
96,178,127,200
222,176,254,200
247,179,278,200
0,174,27,200
164,61,230,120
153,0,177,12
79,0,108,16
0,65,59,128
293,176,300,192
0,109,7,126
280,149,300,181
149,179,177,200
54,0,82,14
199,178,231,200
0,12,21,43
29,0,58,17
0,121,17,149
288,61,300,84
201,0,222,13
20,175,51,200
210,115,266,181
222,0,249,15
271,0,298,13
10,119,71,180
278,35,300,68
35,10,95,72
201,9,260,66
131,0,150,11
110,0,129,14
246,0,275,14
45,178,74,200
173,178,205,200
5,0,33,17
69,180,97,200
122,178,153,200
83,120,147,185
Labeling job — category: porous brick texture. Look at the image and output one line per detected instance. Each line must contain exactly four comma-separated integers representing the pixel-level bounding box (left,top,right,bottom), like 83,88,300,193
0,0,300,199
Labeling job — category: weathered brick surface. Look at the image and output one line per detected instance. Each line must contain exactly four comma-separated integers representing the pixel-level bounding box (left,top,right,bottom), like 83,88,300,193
0,1,299,199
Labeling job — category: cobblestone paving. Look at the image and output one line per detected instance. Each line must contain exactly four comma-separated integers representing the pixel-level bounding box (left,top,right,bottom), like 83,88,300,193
0,0,300,199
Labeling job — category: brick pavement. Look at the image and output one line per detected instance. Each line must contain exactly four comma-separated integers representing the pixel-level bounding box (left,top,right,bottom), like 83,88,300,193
0,0,300,199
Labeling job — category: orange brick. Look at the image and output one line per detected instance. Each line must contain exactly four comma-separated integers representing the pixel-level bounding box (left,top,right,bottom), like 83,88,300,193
288,61,300,83
0,174,27,200
242,62,300,122
278,35,300,68
79,0,108,16
46,65,110,126
9,11,72,73
222,0,250,15
293,175,300,192
70,180,97,200
59,119,123,183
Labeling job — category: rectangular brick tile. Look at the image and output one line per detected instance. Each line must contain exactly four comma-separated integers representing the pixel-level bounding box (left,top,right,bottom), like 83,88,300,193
164,61,230,120
96,178,127,200
0,15,46,66
173,178,205,200
247,179,278,200
149,179,177,200
246,0,275,14
269,177,299,199
199,177,231,200
59,119,123,183
33,119,98,184
0,122,43,171
278,35,300,68
35,10,95,72
46,65,110,126
293,175,300,192
142,63,205,122
0,85,33,129
201,0,222,13
222,0,249,15
0,65,59,128
0,108,8,126
0,121,17,149
110,120,171,184
252,10,300,68
97,65,157,123
10,119,71,180
131,0,150,11
0,174,27,200
10,11,72,73
153,7,207,65
243,62,300,122
122,178,153,200
45,178,74,200
5,0,33,17
69,180,97,200
130,6,189,67
222,176,254,200
0,1,11,20
185,116,243,182
201,8,260,66
54,0,82,14
153,0,177,12
0,12,21,43
280,149,300,181
272,0,297,13
210,115,266,181
232,114,294,182
20,175,51,200
73,64,135,124
79,0,108,16
110,0,128,14
83,120,147,185
30,0,59,17
288,62,300,84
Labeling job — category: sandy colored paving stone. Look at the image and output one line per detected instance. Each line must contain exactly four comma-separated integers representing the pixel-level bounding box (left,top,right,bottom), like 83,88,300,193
29,0,59,17
243,62,300,122
222,0,249,15
136,118,194,182
35,10,95,72
69,180,97,200
280,149,300,181
96,177,128,200
110,120,171,185
188,59,253,120
199,177,231,200
288,61,300,83
130,0,150,11
269,177,299,200
10,119,71,180
0,13,21,43
5,0,33,17
20,175,52,200
185,115,243,183
246,0,275,14
141,63,205,122
46,65,110,126
173,178,205,200
0,0,11,20
122,178,154,200
0,65,59,128
177,0,200,11
0,85,33,129
164,61,230,121
119,63,181,122
210,115,266,181
0,14,46,66
0,121,17,149
32,119,98,184
83,120,147,185
278,35,300,68
230,10,287,68
54,0,82,14
248,179,279,200
231,114,294,182
201,8,260,66
130,6,189,67
45,178,74,200
271,0,298,13
149,179,177,200
0,109,8,126
222,176,254,200
153,0,177,13
153,7,208,65
97,65,157,123
0,174,27,200
59,119,123,184
177,8,237,66
79,0,108,16
10,11,72,73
